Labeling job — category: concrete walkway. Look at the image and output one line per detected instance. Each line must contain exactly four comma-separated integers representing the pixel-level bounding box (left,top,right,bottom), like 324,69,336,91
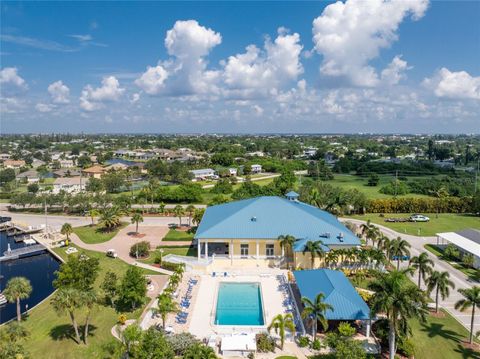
342,218,479,335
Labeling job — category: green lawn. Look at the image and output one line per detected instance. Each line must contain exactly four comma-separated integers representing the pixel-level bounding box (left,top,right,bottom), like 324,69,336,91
409,310,480,359
73,222,127,244
140,246,197,265
424,244,480,282
347,213,480,237
22,244,157,359
162,229,194,242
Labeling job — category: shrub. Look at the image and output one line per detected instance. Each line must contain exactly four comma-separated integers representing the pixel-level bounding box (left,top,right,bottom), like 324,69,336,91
444,244,460,261
118,314,127,325
161,261,185,272
166,332,199,356
367,174,380,186
379,180,409,195
338,322,356,338
462,253,474,268
335,339,366,359
255,333,275,353
153,250,163,265
311,338,322,350
129,241,150,258
298,336,310,347
398,338,415,358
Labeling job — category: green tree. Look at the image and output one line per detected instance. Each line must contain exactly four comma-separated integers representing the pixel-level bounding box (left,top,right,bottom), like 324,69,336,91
51,287,84,344
0,322,30,359
409,252,434,288
61,222,73,242
27,182,39,193
278,234,295,268
389,237,411,270
3,277,32,322
183,342,217,359
101,270,118,306
426,270,455,313
154,293,178,329
119,323,142,357
118,266,147,310
302,240,325,269
82,290,97,345
0,168,16,184
185,204,196,226
99,206,122,230
454,286,480,344
138,327,175,359
192,208,205,226
88,208,100,225
369,270,428,359
131,212,144,234
53,253,100,291
173,204,184,226
367,173,380,186
301,293,333,338
267,313,296,350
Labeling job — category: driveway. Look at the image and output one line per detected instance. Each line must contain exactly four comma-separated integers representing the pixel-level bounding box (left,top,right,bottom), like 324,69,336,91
342,218,479,335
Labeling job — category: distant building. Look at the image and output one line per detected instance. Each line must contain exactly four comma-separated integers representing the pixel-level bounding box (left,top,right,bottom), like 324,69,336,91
82,165,106,179
251,164,262,173
53,177,87,194
3,160,26,169
105,163,129,171
53,169,81,178
0,154,11,161
59,159,75,168
189,168,216,181
31,159,45,168
228,168,238,176
16,170,40,183
437,229,480,269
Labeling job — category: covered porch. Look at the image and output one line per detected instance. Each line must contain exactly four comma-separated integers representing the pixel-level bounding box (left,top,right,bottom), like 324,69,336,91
196,239,284,263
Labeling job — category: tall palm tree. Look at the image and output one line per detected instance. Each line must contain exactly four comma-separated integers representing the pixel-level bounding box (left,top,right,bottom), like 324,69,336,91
409,252,434,288
369,270,428,359
82,290,97,345
154,293,178,328
278,234,296,268
3,277,32,322
301,293,333,338
454,286,480,344
325,250,339,269
99,206,122,230
185,204,195,226
307,188,321,208
51,287,83,344
302,240,325,269
267,313,296,350
130,212,144,234
389,237,411,270
173,205,184,226
367,226,381,248
183,343,217,359
61,223,73,244
426,271,455,313
192,208,205,226
88,208,99,226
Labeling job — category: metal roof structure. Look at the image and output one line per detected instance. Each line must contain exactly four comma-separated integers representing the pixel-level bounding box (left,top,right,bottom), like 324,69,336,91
195,196,360,248
437,230,480,257
293,269,370,320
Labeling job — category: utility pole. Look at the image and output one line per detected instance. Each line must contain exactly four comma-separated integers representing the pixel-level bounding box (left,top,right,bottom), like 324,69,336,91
475,157,479,194
394,170,398,197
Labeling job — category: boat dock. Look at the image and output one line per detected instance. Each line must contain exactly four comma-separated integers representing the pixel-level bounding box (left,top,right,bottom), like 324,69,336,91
0,244,47,262
0,222,45,237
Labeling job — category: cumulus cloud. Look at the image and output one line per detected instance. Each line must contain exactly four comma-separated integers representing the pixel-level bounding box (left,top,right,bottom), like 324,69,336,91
80,76,124,111
0,67,28,95
423,68,480,100
48,80,70,104
381,56,411,85
35,103,55,113
223,28,303,97
312,0,428,87
136,20,222,96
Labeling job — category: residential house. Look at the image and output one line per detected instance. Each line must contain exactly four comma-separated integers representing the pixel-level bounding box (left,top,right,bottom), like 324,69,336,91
228,168,238,176
59,159,75,168
251,164,262,173
53,169,81,178
53,177,87,194
189,168,216,181
82,165,106,179
16,170,40,183
3,160,26,170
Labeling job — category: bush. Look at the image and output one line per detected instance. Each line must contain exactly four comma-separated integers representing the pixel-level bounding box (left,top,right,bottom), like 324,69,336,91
397,338,415,358
311,338,322,350
367,196,473,213
444,244,460,261
379,180,409,195
367,174,380,186
161,261,185,272
118,314,127,325
129,241,150,258
298,336,310,347
338,322,356,338
255,333,275,353
166,332,199,356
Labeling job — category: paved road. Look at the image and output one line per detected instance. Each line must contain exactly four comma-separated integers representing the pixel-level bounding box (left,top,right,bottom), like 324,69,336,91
343,218,479,334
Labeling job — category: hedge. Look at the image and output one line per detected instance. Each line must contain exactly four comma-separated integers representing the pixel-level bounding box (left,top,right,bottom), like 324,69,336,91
366,197,473,214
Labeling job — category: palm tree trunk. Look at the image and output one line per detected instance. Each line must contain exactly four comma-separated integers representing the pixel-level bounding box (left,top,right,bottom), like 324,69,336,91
396,259,400,270
162,314,166,329
84,310,91,344
136,222,138,234
16,297,21,322
418,271,421,288
388,324,396,359
69,310,81,344
435,286,440,313
469,306,475,344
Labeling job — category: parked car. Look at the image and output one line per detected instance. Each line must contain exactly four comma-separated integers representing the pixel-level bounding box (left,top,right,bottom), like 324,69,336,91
106,249,118,258
410,214,430,222
0,216,12,223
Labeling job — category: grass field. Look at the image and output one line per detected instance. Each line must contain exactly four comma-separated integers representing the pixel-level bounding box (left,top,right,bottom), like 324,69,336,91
162,229,194,242
22,244,156,359
409,310,480,359
140,246,197,265
347,213,480,236
73,222,127,244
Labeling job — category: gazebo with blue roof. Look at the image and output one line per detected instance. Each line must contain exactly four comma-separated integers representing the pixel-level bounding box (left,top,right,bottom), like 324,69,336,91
292,269,372,337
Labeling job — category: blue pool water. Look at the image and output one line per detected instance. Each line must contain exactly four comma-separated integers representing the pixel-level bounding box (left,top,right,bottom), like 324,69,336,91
215,282,264,326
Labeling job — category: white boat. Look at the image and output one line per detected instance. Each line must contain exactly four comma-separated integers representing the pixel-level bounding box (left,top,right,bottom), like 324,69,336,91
0,293,7,306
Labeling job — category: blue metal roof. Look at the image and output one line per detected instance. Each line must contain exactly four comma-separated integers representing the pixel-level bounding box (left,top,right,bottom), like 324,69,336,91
293,269,370,320
285,191,300,197
195,196,360,247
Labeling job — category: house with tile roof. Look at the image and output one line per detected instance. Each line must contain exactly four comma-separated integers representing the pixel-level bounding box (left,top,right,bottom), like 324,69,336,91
194,194,360,268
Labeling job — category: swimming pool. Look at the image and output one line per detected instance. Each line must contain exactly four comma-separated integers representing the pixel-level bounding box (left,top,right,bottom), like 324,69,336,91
214,282,265,326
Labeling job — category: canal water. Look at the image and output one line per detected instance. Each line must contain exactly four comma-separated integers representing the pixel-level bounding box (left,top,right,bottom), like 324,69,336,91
0,231,60,324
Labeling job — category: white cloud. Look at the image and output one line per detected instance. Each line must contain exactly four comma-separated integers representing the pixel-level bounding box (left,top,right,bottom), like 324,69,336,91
35,103,55,113
0,67,28,95
223,28,303,97
80,76,124,111
381,56,411,85
48,80,70,104
136,20,222,96
131,93,141,103
423,68,480,100
312,0,429,87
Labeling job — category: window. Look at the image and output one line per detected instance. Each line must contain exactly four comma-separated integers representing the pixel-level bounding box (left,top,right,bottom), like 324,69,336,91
240,244,249,257
266,244,274,257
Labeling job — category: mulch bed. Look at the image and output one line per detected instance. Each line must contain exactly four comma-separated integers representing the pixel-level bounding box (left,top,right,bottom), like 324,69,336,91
429,310,446,318
461,341,480,351
127,232,146,238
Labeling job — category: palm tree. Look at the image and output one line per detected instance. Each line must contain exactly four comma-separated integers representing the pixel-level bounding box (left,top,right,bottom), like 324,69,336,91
369,270,428,359
61,223,73,243
360,219,372,241
99,206,122,230
154,293,178,328
301,293,333,338
307,187,321,208
267,313,296,350
389,237,411,270
183,343,217,359
426,271,455,313
409,252,434,288
429,186,449,218
88,208,99,226
325,250,339,269
173,205,184,226
3,277,32,322
278,234,295,268
302,240,325,269
51,287,83,344
192,208,205,226
455,286,480,344
185,204,195,226
367,226,381,248
158,202,166,216
82,290,97,345
130,212,144,234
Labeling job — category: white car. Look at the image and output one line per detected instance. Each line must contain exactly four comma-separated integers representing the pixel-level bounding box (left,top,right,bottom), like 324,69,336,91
106,249,118,258
410,214,430,222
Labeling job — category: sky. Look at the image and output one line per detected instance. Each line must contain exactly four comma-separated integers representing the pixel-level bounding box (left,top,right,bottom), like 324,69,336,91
1,0,479,134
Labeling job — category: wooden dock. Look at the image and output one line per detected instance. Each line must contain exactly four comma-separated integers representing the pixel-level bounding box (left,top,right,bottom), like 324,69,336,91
0,244,47,262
